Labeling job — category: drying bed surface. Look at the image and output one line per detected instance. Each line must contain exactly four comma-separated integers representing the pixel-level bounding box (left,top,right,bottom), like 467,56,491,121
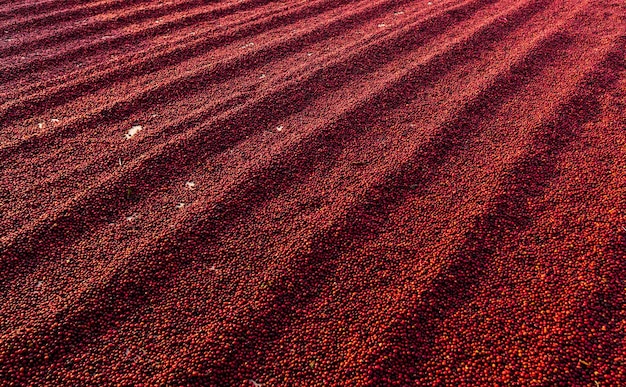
0,0,625,385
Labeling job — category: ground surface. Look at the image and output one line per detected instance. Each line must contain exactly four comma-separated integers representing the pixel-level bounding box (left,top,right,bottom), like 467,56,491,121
0,0,625,385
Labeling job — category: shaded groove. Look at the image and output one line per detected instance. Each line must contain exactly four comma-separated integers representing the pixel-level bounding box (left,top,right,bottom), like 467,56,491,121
0,0,524,285
0,0,482,220
530,38,626,385
0,0,153,33
0,0,96,21
364,34,626,386
0,0,464,134
0,0,375,128
0,0,506,311
0,0,229,59
171,27,579,386
0,0,548,375
0,0,443,142
0,0,496,225
25,3,566,381
1,1,624,385
0,0,280,84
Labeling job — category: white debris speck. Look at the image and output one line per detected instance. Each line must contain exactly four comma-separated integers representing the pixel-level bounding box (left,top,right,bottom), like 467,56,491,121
276,125,283,132
126,214,136,222
38,122,44,129
51,118,59,123
186,181,196,189
394,11,405,15
176,202,185,209
307,52,313,56
378,23,387,28
118,158,123,166
428,1,433,5
259,73,266,79
36,281,42,288
242,42,255,49
125,125,142,139
125,348,131,356
249,380,263,387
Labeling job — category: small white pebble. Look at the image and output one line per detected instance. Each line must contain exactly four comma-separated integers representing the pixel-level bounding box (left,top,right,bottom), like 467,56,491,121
38,122,44,129
125,125,142,139
259,73,266,79
276,125,283,132
428,1,433,5
50,118,59,123
394,11,405,15
242,42,255,49
186,181,196,189
176,203,185,209
307,52,313,56
378,23,387,28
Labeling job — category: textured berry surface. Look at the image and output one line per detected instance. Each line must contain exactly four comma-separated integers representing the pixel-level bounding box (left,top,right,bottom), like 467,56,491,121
0,0,625,385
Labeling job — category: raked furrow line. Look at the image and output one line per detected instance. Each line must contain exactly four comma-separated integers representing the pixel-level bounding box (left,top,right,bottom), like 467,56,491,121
0,0,624,385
